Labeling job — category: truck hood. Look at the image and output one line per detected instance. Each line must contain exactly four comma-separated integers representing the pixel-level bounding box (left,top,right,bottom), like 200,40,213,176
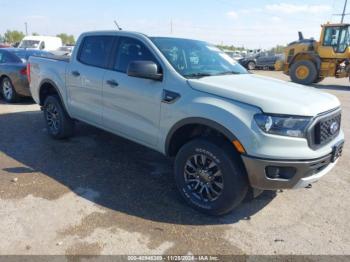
187,74,340,116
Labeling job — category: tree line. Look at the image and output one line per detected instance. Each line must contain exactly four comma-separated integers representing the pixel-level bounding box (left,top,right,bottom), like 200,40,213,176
0,30,76,45
1,29,285,53
217,44,286,54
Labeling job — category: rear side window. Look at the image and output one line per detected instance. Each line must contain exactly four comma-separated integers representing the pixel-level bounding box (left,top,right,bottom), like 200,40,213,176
114,37,159,73
0,51,21,64
78,36,114,68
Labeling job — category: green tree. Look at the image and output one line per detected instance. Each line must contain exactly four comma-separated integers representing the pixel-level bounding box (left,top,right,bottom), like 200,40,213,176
4,30,25,44
56,33,75,45
32,32,39,36
0,34,4,43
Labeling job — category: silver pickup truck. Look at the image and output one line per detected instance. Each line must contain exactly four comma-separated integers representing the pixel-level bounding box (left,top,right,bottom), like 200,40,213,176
28,31,344,215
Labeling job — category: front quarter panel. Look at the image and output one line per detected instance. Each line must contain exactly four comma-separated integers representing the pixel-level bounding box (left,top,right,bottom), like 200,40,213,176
160,87,261,155
160,85,345,160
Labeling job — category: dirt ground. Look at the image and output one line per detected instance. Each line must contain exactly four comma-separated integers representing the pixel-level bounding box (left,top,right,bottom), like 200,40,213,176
0,71,349,257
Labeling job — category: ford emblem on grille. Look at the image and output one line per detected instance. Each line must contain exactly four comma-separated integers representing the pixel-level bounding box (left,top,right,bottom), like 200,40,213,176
329,121,340,135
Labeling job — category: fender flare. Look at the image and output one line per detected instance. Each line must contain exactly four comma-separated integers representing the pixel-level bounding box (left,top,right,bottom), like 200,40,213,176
38,79,68,112
165,117,238,156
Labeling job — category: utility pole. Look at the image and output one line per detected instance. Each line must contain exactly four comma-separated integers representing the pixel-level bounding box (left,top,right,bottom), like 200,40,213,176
24,22,28,35
334,0,349,23
341,0,348,23
170,19,173,34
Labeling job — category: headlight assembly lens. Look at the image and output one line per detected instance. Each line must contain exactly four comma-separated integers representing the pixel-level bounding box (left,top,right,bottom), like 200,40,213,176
254,114,311,138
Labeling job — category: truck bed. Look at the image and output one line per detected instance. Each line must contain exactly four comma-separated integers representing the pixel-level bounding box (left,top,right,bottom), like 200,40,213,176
43,54,70,63
28,55,70,105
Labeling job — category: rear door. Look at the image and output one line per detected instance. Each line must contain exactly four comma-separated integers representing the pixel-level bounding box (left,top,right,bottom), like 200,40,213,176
102,36,163,147
66,35,115,126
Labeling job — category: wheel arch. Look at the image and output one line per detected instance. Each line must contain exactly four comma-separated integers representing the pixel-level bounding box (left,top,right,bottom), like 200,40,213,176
165,117,239,157
38,79,69,113
0,74,11,84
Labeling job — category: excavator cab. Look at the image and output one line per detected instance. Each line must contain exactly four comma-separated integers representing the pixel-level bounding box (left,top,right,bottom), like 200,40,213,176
318,24,350,58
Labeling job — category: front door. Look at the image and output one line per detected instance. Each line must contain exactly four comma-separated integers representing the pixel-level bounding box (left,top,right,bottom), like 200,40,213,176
102,36,163,147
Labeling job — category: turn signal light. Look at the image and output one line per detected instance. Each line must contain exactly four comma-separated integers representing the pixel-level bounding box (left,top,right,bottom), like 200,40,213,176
232,140,246,154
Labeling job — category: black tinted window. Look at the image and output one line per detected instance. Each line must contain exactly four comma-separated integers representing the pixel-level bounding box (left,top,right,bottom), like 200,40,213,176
79,36,114,68
115,37,158,73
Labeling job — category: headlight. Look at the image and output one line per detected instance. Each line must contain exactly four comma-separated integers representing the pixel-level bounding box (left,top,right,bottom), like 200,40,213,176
254,114,311,138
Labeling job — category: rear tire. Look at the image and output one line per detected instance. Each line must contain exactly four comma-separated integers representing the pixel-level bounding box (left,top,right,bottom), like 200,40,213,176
43,95,75,139
290,60,317,85
1,77,19,103
174,138,248,216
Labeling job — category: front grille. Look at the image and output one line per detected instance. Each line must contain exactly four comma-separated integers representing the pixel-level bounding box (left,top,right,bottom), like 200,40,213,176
308,109,341,149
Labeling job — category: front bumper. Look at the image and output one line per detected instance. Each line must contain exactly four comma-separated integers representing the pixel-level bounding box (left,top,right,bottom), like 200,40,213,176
242,141,344,190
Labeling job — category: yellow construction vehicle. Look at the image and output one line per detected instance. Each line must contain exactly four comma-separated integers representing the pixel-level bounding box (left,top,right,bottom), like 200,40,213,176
283,22,350,85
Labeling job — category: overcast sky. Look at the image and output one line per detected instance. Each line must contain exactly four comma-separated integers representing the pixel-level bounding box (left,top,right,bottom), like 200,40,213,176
0,0,346,48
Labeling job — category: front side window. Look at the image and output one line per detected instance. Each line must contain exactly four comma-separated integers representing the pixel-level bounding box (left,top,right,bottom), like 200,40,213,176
151,37,247,78
114,37,159,73
78,36,114,68
324,27,340,47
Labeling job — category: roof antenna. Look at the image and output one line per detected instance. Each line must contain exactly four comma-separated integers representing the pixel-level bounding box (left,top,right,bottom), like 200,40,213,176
114,20,123,31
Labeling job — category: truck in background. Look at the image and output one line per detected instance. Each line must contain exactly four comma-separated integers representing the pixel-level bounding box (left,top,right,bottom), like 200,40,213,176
19,36,62,51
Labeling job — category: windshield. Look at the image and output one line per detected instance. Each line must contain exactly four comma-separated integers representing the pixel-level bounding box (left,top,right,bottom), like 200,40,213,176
19,40,40,49
151,37,247,78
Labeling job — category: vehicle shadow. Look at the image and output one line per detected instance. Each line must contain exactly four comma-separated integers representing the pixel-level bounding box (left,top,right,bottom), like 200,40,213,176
0,110,276,225
0,96,35,105
312,84,349,91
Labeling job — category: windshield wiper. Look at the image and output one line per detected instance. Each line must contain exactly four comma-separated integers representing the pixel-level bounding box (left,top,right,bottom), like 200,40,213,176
215,71,240,76
183,73,213,79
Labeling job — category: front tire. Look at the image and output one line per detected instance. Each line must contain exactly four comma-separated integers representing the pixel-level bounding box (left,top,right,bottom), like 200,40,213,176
290,60,317,85
43,95,75,139
1,77,19,103
174,139,248,216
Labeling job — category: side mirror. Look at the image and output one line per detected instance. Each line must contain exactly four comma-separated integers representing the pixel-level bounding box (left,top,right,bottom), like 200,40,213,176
127,61,163,81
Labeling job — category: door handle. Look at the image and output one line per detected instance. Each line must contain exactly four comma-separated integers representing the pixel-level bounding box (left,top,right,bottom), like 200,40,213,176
106,79,119,87
71,71,80,77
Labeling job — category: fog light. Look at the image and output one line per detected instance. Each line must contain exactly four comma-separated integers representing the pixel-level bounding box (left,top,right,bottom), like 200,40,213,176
266,166,297,180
